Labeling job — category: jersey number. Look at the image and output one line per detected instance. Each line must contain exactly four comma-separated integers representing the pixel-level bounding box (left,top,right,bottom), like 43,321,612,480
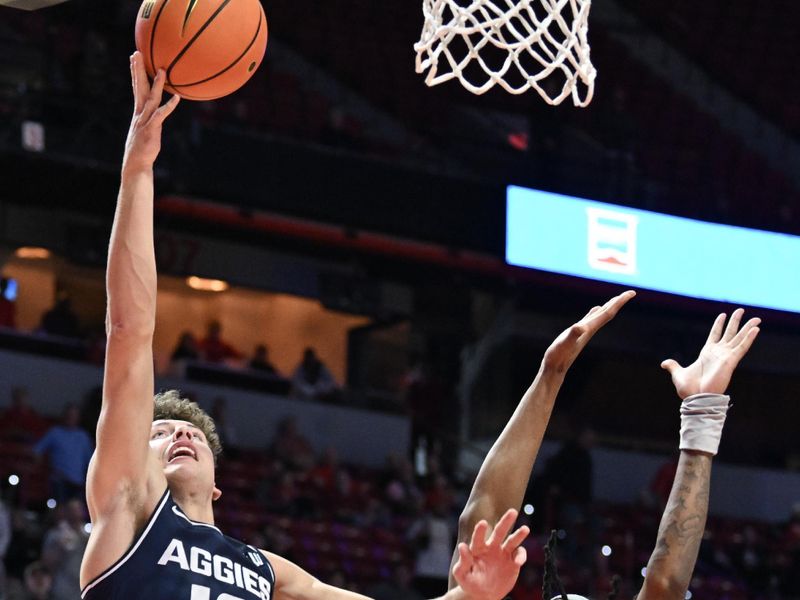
190,584,244,600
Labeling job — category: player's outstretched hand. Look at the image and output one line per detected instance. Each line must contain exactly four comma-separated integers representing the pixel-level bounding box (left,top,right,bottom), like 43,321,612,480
542,290,636,374
123,51,180,174
452,508,529,600
661,308,760,399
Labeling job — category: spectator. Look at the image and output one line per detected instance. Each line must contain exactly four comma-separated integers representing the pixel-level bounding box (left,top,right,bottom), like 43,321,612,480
40,499,89,600
0,388,49,442
4,509,43,583
383,456,422,517
0,277,16,328
543,427,595,506
365,564,424,600
407,499,455,597
271,416,315,471
644,454,679,511
170,331,200,363
542,426,597,564
309,447,339,492
402,357,448,466
198,320,242,363
5,561,53,600
249,344,278,374
33,404,93,503
39,292,81,338
290,347,338,402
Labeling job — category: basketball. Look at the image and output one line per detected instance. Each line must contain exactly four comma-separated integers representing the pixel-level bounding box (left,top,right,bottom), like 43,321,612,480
135,0,268,101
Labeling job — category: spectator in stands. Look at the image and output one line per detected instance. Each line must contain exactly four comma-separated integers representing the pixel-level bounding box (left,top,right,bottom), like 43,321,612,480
4,509,43,584
170,330,200,363
383,455,423,517
198,320,242,363
330,467,363,523
5,561,53,600
643,454,679,511
271,416,315,471
290,347,338,402
0,387,48,442
403,356,448,466
424,473,456,515
541,426,596,564
249,343,278,374
407,497,456,596
33,404,93,503
309,447,339,493
40,499,89,600
0,277,16,328
543,426,595,508
365,564,424,600
39,292,81,338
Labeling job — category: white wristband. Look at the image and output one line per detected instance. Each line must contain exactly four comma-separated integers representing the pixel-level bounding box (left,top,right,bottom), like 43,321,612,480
679,393,731,456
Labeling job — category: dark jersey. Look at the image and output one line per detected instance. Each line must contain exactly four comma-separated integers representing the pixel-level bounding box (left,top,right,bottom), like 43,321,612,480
82,489,275,600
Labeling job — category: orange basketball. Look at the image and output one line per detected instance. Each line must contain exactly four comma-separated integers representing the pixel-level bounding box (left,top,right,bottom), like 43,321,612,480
135,0,268,101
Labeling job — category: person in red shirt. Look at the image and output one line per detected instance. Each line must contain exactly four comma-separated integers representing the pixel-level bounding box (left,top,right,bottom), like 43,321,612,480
0,387,49,441
197,320,242,363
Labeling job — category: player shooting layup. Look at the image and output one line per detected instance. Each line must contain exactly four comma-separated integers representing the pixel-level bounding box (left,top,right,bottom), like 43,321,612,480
78,52,531,600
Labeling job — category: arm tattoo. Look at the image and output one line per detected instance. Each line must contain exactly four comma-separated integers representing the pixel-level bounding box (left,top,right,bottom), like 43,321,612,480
644,452,712,597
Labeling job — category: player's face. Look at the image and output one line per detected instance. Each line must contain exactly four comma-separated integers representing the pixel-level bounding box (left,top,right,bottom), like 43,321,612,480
150,419,216,491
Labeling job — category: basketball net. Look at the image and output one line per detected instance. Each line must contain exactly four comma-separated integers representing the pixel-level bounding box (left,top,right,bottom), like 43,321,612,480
415,0,596,106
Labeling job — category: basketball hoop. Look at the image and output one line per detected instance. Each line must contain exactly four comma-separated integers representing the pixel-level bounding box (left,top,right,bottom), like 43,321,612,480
415,0,596,106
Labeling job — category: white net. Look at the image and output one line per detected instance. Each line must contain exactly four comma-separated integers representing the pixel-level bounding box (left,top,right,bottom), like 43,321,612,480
414,0,597,106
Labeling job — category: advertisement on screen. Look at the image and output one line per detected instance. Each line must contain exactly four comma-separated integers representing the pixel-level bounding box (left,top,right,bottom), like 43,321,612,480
506,185,800,313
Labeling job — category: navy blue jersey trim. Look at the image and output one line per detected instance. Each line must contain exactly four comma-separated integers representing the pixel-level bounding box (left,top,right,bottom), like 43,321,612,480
80,487,171,598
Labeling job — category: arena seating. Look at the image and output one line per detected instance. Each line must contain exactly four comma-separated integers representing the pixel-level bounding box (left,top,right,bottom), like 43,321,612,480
2,423,798,596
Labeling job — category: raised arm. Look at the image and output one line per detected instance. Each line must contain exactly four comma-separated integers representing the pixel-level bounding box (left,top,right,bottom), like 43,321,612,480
86,52,179,517
638,309,760,600
267,508,528,600
451,290,635,587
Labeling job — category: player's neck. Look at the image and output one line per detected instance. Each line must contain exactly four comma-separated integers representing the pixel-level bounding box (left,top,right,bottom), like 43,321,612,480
172,490,216,525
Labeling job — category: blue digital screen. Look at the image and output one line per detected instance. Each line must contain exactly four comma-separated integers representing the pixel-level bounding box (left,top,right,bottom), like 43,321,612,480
506,185,800,313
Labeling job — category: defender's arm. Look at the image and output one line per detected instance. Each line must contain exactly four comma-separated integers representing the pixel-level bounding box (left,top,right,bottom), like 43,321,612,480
451,291,635,587
639,310,759,599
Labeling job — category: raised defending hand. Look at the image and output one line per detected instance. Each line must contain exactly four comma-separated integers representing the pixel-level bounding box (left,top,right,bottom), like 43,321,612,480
542,290,636,374
452,508,530,600
661,309,760,399
123,51,180,174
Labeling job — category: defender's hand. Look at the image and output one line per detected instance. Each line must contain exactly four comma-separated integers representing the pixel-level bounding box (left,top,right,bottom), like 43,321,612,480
123,51,180,175
452,509,529,600
661,308,760,399
542,290,636,374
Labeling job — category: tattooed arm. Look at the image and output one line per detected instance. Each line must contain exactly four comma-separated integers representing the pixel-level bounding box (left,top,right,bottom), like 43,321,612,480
638,451,711,599
639,309,760,600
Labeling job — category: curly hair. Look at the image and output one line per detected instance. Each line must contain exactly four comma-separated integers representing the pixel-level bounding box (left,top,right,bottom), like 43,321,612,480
153,390,222,463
